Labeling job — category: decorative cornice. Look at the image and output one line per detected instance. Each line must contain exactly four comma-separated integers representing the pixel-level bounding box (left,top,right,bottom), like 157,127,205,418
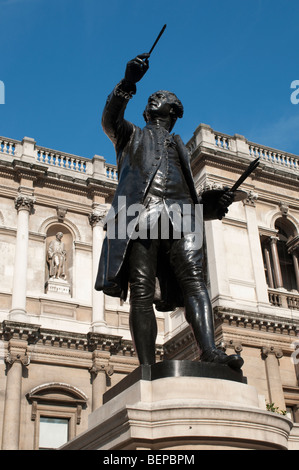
1,321,40,343
163,327,195,359
0,322,136,358
87,332,123,353
213,306,299,335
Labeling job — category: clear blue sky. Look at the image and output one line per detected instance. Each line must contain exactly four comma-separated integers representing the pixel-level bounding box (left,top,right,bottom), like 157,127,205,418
1,0,299,164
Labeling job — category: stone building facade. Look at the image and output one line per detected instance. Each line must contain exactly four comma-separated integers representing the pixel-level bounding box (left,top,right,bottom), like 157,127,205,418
0,127,298,450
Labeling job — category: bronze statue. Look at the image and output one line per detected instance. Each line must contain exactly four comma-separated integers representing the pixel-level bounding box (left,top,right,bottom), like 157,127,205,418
95,53,243,370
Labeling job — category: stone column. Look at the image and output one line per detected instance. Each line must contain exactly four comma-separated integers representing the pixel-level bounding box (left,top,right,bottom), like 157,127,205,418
263,243,275,289
9,194,35,321
89,351,113,411
89,205,108,332
262,346,286,412
2,339,29,450
270,236,283,288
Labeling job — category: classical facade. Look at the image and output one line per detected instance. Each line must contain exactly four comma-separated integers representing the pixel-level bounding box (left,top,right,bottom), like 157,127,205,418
0,127,298,450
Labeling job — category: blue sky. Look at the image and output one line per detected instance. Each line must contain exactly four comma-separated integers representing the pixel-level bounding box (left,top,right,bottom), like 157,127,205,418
1,0,299,164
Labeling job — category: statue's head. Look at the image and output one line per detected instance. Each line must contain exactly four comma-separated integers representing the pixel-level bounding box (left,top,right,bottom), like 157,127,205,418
143,90,184,131
56,232,63,240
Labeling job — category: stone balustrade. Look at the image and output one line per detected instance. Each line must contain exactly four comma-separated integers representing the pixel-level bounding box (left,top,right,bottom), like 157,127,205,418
214,132,231,150
0,135,118,182
36,147,93,175
0,137,19,156
105,164,118,181
268,288,299,310
187,124,299,175
249,144,299,170
3,127,299,182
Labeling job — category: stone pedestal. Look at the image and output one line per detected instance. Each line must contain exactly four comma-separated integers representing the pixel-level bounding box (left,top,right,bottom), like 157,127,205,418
45,278,71,297
61,360,293,451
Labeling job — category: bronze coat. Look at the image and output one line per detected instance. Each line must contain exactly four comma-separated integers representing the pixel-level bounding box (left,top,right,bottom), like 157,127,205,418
95,84,203,310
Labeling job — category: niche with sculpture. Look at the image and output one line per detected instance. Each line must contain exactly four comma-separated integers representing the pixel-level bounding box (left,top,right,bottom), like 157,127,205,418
45,225,73,297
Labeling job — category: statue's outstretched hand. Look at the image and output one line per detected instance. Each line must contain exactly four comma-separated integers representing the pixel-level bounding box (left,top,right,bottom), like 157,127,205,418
125,53,150,84
217,189,235,219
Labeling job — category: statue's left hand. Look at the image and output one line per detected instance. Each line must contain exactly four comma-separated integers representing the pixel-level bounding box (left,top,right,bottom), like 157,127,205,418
217,189,235,219
124,53,150,84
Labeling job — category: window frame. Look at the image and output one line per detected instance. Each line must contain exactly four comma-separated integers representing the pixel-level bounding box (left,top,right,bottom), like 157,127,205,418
26,382,88,450
36,408,75,450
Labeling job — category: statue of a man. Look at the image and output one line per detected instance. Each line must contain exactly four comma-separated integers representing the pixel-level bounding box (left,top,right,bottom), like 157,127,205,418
47,232,67,280
95,53,243,370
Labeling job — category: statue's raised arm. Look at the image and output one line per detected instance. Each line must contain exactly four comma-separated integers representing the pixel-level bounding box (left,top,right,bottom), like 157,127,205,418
101,53,149,154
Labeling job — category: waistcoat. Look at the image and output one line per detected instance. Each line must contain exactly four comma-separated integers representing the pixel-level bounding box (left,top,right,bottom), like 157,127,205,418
138,125,196,235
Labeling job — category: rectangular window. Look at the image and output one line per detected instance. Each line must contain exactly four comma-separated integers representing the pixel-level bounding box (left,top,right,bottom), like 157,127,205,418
39,417,69,449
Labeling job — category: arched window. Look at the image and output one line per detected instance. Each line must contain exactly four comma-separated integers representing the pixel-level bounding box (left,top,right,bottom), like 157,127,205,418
261,217,299,293
275,219,297,291
26,383,88,450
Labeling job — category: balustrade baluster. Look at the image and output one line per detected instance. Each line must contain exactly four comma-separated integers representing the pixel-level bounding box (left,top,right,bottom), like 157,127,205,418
7,142,13,155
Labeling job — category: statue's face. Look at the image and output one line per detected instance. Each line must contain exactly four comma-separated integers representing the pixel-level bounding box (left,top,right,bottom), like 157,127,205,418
145,92,174,119
143,90,183,131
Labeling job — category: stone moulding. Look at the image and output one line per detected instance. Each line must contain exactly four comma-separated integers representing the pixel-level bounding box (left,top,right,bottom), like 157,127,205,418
61,373,292,451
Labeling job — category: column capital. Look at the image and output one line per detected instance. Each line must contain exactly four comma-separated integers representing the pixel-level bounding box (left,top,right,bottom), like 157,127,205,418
88,205,108,227
261,346,283,359
89,362,114,378
14,194,35,213
89,349,114,378
242,190,258,207
221,340,243,354
270,236,279,245
5,339,30,367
